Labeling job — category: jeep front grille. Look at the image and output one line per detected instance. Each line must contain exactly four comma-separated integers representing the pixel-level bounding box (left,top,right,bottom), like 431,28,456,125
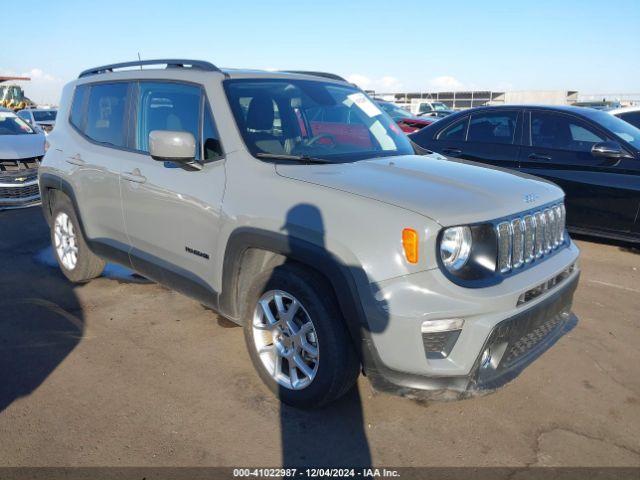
497,203,566,274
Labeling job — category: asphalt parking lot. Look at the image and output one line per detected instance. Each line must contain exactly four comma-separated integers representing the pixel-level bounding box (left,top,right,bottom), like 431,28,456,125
0,206,639,467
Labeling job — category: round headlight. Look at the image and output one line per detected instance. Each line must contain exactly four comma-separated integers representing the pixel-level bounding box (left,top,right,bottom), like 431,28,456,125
440,226,472,271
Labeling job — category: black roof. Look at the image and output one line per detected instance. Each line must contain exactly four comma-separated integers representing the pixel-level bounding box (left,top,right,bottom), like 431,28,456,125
457,104,585,113
448,104,617,121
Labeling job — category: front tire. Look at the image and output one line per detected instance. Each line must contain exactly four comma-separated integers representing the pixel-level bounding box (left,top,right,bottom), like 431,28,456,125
50,193,105,283
243,264,360,408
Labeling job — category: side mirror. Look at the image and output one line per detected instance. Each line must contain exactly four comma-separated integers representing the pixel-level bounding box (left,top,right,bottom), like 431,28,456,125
149,130,198,167
591,141,625,159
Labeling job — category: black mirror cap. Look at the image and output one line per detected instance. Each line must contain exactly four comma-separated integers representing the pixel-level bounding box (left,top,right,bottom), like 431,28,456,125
150,154,202,172
591,141,624,158
150,153,194,163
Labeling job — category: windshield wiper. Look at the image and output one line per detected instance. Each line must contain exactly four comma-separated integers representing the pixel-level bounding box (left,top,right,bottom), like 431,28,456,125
255,153,333,164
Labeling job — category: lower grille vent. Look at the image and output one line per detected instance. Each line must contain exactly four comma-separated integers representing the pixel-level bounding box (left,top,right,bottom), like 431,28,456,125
517,263,576,306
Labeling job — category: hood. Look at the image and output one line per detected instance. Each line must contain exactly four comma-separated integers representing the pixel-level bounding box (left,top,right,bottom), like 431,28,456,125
275,154,563,226
0,133,45,160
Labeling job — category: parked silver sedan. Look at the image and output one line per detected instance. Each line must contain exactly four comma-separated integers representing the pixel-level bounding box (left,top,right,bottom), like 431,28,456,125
16,108,58,134
0,107,46,209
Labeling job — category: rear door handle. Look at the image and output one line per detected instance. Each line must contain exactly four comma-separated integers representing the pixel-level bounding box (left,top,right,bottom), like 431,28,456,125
528,153,552,161
66,153,85,166
442,147,462,156
122,169,147,184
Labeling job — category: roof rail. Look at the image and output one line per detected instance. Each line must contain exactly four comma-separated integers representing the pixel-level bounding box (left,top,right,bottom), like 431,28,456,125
78,59,224,78
280,70,347,82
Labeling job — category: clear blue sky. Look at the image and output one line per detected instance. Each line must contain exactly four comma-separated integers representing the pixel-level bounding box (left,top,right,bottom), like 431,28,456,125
5,0,640,103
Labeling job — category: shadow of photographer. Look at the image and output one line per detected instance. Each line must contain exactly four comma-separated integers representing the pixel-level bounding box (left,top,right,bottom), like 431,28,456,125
262,203,391,469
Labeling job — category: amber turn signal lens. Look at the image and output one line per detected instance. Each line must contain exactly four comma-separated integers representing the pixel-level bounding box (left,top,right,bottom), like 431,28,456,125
402,228,419,264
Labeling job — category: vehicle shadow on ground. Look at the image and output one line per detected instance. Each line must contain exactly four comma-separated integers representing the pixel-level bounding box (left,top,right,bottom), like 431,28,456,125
272,204,389,468
0,208,85,414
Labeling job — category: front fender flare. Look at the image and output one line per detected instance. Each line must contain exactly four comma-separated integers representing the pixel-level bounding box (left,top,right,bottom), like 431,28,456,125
219,227,388,356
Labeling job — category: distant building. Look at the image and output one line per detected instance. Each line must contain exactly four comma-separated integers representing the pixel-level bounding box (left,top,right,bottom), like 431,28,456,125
371,90,579,113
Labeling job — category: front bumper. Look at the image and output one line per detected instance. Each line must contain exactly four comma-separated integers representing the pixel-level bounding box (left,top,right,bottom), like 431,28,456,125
471,272,578,391
361,254,580,399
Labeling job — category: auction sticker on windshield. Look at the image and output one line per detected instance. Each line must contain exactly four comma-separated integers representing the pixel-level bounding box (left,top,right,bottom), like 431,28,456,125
345,92,382,118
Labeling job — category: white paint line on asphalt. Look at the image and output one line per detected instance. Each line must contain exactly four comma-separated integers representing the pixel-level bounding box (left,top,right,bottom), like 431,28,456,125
587,280,640,294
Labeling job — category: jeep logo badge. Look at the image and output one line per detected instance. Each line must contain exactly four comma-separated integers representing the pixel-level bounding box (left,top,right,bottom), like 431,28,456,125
523,193,539,204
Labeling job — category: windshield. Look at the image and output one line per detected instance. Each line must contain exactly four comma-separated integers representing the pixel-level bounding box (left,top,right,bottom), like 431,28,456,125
33,110,57,122
588,110,640,149
0,111,35,135
224,79,413,162
377,102,420,121
432,102,448,111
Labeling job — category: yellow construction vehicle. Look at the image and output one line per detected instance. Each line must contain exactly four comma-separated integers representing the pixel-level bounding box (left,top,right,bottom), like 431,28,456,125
0,76,35,111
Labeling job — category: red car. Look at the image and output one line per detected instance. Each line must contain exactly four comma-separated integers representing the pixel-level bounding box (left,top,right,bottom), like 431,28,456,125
376,100,436,133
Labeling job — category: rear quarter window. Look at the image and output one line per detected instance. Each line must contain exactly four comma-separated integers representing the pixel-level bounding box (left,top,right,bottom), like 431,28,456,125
69,85,90,131
436,116,468,141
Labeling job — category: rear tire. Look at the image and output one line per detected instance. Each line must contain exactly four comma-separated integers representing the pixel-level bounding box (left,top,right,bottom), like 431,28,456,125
243,263,360,408
50,193,105,283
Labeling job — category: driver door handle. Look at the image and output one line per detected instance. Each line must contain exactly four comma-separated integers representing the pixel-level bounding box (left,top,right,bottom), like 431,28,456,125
66,153,85,166
528,153,552,161
122,168,147,184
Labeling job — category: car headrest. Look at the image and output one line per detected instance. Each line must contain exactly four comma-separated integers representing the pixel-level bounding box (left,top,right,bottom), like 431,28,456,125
246,95,274,131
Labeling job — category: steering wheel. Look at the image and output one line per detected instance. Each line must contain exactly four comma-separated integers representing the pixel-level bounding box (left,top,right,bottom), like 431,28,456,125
304,133,337,148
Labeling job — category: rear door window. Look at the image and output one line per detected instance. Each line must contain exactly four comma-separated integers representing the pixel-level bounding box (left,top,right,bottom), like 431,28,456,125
531,111,605,152
84,83,128,147
135,82,201,159
467,111,518,144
